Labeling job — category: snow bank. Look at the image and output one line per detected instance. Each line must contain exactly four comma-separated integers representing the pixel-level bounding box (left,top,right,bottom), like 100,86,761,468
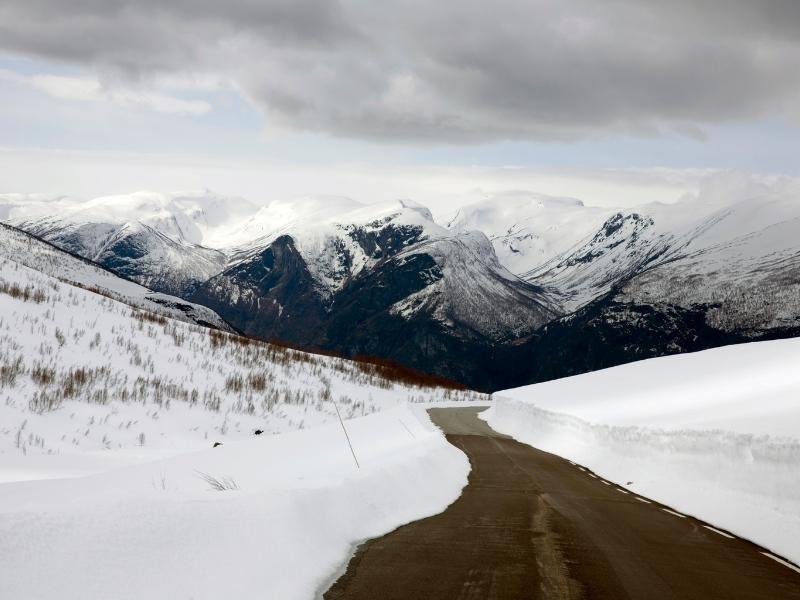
0,405,468,600
484,339,800,564
0,252,482,481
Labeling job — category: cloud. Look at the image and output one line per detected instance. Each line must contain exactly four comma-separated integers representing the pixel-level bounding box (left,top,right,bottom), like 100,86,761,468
6,71,210,116
1,0,800,142
0,145,725,217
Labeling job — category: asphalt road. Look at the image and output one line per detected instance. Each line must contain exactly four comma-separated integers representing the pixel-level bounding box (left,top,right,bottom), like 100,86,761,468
324,406,800,599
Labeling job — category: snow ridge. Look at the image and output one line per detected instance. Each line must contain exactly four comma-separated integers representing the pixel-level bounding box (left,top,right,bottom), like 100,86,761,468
0,222,230,329
486,338,800,566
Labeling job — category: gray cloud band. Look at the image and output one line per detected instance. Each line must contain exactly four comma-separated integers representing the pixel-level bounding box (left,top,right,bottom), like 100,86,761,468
1,0,799,143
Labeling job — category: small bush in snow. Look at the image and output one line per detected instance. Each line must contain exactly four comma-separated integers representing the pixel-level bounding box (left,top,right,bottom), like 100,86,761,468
196,471,239,491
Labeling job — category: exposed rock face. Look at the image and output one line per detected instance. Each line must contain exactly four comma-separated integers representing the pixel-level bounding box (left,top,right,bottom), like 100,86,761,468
13,217,226,297
190,210,559,390
6,192,800,392
190,235,328,343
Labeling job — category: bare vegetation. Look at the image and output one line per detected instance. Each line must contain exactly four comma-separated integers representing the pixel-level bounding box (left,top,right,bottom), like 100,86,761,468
0,280,47,303
196,471,239,491
0,254,485,456
622,255,800,333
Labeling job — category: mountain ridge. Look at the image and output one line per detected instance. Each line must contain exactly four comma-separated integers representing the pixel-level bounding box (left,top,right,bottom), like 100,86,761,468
3,188,799,391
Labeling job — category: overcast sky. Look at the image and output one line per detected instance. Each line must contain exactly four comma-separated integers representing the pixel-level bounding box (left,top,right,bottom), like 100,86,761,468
1,0,799,209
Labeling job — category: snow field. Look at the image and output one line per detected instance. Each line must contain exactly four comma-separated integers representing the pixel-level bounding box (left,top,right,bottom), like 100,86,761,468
0,216,481,598
0,222,230,329
0,405,470,600
0,253,482,481
483,339,800,565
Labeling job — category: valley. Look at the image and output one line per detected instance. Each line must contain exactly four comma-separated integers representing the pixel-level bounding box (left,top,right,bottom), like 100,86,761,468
3,3,800,598
4,188,798,391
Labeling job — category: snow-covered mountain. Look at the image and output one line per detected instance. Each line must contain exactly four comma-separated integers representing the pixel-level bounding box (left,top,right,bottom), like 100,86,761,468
447,191,614,277
526,209,674,310
1,191,257,295
618,195,800,333
190,200,558,387
526,192,800,318
452,189,800,324
0,224,483,468
0,190,259,246
3,186,799,391
218,195,366,251
503,192,800,388
0,222,231,330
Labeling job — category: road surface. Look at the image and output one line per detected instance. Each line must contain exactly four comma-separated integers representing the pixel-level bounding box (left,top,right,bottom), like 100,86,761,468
324,406,800,599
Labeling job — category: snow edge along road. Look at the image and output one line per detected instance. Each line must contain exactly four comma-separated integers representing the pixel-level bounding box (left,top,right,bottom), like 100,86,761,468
0,405,470,600
482,397,800,567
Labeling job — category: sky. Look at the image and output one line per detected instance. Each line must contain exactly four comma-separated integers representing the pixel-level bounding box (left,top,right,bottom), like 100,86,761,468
1,0,799,214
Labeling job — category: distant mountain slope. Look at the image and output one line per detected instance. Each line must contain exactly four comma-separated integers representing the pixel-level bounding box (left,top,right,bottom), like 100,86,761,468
90,222,226,296
501,194,800,388
618,195,800,333
3,188,799,391
2,191,254,295
521,192,800,310
0,190,259,246
218,195,366,250
0,230,482,465
191,200,558,389
525,210,674,311
0,222,231,330
447,192,613,277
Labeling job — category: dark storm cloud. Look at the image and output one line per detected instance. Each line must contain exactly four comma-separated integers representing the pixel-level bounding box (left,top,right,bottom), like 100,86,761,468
1,0,799,142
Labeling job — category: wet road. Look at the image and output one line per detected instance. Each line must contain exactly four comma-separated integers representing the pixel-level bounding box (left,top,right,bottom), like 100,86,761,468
324,406,800,599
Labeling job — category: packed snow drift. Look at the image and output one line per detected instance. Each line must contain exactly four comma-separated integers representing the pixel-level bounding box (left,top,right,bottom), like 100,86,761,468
484,338,800,564
0,405,469,600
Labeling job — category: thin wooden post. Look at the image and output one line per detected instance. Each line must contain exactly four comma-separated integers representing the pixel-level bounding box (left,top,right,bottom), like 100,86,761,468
332,399,359,469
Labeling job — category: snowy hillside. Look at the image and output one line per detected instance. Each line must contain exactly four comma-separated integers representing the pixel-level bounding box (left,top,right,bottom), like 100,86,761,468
0,190,259,247
0,222,230,330
0,240,483,481
620,195,800,333
4,186,799,391
485,339,800,564
1,191,257,295
447,191,613,276
0,200,485,598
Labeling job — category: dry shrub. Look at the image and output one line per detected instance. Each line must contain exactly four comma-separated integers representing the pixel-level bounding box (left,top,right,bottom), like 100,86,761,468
0,281,47,303
132,310,168,326
0,356,23,387
247,373,267,392
31,364,56,386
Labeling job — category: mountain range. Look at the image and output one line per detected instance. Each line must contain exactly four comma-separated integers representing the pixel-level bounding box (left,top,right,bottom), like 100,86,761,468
3,188,798,391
